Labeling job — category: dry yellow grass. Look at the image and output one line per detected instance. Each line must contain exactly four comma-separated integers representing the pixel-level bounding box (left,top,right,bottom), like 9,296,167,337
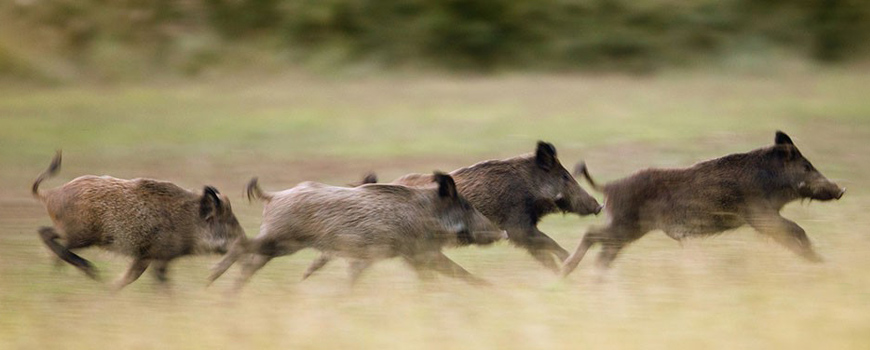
1,69,868,349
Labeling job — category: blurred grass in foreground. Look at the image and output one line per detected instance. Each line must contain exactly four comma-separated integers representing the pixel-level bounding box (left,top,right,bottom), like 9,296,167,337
0,69,869,349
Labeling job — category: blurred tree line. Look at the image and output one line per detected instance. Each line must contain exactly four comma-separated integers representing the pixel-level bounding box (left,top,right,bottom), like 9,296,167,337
1,0,868,78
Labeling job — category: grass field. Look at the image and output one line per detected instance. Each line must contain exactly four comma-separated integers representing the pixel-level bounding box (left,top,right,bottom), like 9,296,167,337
1,68,869,349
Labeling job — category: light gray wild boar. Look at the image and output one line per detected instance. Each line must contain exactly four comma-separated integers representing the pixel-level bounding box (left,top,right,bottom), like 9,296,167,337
208,172,506,290
305,141,601,275
32,151,246,290
561,131,846,278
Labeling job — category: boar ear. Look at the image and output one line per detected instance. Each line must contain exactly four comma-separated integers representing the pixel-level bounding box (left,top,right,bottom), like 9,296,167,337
773,144,798,161
362,173,377,184
200,186,222,220
535,141,557,171
433,171,458,199
775,131,794,145
773,131,800,160
348,173,378,187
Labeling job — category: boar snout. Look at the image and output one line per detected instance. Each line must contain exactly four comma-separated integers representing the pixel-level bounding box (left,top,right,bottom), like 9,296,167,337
467,211,505,245
582,194,602,215
799,180,845,201
471,219,505,245
473,230,506,246
560,190,601,216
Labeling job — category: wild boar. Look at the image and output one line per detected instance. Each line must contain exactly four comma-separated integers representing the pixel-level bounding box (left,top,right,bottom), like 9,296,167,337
307,141,601,274
561,131,846,277
208,172,505,289
32,151,246,290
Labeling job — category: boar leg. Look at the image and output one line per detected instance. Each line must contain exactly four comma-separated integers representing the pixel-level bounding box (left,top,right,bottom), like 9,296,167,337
38,227,99,280
232,254,273,291
113,258,150,291
532,228,571,261
151,260,170,285
302,253,333,280
542,235,570,261
594,227,646,270
404,258,437,282
208,238,249,284
562,225,641,277
561,225,609,277
51,242,73,272
403,253,442,282
509,229,563,273
424,252,490,286
747,213,823,262
595,242,626,269
232,240,304,292
529,248,560,273
348,259,374,285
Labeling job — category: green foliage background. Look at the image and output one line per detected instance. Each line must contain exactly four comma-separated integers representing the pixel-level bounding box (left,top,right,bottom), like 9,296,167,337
1,0,869,79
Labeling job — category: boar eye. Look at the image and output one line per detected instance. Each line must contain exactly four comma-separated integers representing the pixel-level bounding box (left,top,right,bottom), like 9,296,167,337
803,163,812,172
459,201,471,210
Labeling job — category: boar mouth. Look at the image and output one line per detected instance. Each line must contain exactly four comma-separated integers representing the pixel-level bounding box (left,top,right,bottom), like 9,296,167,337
798,182,845,201
554,197,573,213
807,191,842,201
555,196,601,215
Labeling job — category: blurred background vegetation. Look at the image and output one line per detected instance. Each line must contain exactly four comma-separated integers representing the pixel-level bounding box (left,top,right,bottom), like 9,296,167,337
3,2,870,349
1,0,869,81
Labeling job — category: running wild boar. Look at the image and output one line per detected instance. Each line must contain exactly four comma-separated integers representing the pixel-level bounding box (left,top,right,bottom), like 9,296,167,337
561,131,845,277
32,152,246,290
314,141,601,273
208,172,505,289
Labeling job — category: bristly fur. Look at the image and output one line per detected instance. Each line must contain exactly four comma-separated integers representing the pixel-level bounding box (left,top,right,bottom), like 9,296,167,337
31,152,246,290
209,173,503,289
386,141,601,273
561,131,844,278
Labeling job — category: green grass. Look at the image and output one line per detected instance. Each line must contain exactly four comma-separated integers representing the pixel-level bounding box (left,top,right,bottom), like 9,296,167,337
1,68,869,349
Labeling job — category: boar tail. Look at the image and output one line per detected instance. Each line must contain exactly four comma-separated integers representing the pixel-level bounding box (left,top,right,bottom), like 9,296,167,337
32,151,62,201
246,177,273,202
573,161,603,192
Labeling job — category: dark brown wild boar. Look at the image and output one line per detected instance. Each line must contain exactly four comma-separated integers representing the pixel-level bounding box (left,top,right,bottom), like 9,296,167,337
561,131,846,278
32,152,246,290
208,172,505,290
333,141,601,273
